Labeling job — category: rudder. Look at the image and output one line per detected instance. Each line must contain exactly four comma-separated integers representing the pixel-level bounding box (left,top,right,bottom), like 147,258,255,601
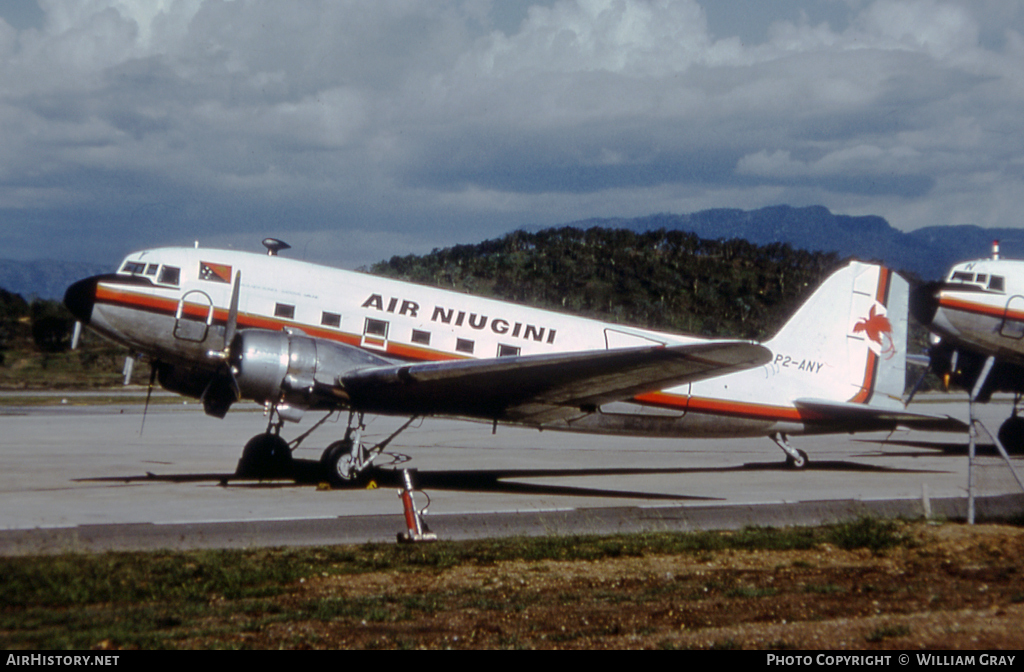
765,262,908,408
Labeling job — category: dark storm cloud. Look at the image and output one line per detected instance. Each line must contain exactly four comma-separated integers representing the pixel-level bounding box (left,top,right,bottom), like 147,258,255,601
1,1,1024,267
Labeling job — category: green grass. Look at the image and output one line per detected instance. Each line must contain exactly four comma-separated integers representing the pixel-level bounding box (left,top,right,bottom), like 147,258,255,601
827,516,911,554
866,624,911,643
0,522,923,649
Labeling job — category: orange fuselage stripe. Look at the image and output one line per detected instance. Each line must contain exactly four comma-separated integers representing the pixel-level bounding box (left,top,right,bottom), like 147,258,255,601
97,283,811,423
95,284,463,363
938,295,1018,321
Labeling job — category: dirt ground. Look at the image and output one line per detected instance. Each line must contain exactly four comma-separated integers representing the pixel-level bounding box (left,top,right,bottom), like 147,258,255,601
208,522,1024,650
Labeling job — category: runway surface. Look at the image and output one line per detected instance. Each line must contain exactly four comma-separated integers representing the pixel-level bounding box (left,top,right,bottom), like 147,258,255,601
1,392,1022,554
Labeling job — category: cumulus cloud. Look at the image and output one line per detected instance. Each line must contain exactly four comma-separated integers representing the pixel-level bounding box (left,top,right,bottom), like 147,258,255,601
1,0,1024,265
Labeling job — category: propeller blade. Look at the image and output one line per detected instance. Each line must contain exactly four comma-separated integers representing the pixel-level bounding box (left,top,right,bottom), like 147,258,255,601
122,354,135,386
224,270,241,348
140,362,157,436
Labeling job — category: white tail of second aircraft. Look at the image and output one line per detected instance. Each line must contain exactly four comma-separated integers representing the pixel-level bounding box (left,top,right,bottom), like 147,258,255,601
764,262,909,409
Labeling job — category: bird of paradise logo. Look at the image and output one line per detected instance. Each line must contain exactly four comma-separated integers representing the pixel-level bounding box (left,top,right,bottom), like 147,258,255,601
853,304,896,359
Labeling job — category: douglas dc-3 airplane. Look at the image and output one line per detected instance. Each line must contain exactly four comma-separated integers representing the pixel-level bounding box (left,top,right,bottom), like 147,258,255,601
911,242,1024,454
64,239,961,485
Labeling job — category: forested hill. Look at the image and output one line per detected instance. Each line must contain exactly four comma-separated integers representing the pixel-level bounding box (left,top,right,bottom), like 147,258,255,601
370,227,840,340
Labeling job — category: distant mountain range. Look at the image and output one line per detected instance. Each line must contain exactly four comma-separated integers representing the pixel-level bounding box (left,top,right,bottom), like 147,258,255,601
555,205,1024,281
5,205,1024,299
0,259,111,302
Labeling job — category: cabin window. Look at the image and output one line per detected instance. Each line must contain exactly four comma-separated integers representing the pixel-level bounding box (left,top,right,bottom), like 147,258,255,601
157,266,180,286
456,338,474,354
976,274,988,285
411,329,431,345
498,344,521,357
365,318,389,338
990,276,1005,292
121,261,145,275
275,303,295,319
321,312,341,328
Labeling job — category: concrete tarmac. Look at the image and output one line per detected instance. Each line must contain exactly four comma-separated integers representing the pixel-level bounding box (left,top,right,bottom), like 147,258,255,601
1,393,1022,554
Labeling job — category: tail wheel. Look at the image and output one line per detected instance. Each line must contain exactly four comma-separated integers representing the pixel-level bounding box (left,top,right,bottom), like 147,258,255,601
785,449,808,469
236,434,293,479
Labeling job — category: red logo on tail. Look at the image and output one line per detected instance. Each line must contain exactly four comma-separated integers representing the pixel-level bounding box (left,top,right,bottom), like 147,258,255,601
854,305,895,359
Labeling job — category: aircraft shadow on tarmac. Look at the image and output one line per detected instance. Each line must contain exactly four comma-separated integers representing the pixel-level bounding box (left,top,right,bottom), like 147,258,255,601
855,438,1013,458
75,453,944,501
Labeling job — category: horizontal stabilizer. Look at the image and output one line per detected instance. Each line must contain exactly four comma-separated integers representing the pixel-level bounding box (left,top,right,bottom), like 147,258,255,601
907,353,931,368
341,341,772,425
794,398,966,432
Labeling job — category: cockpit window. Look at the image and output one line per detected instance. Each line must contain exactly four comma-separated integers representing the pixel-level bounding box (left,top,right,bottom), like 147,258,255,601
120,261,146,275
157,266,180,286
948,270,1005,293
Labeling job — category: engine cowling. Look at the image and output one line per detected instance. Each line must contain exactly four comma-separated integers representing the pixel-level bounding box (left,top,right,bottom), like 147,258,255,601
229,330,392,416
157,362,216,399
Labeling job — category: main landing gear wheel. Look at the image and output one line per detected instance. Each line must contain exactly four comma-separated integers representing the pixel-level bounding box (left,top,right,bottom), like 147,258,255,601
997,416,1024,455
236,433,293,479
320,439,365,487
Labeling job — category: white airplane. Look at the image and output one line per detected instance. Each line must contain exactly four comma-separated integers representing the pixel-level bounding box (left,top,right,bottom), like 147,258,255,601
911,241,1024,453
64,238,960,484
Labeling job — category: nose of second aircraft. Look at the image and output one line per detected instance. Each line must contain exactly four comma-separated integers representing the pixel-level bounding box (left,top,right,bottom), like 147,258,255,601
63,276,98,325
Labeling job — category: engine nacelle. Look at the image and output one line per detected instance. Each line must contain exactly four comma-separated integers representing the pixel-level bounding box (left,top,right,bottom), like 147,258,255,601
229,330,391,413
157,362,216,399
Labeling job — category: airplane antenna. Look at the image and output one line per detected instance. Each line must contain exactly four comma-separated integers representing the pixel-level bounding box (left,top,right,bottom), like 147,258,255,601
262,238,291,256
993,240,1000,260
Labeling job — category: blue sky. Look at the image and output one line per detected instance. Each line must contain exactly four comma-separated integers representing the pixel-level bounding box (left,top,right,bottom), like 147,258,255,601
3,1,1024,268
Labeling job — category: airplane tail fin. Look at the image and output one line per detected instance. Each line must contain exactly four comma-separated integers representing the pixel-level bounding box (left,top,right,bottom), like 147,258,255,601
765,262,908,409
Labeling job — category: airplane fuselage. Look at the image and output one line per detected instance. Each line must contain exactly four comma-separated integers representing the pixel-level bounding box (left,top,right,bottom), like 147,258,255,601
921,258,1024,369
65,246,908,440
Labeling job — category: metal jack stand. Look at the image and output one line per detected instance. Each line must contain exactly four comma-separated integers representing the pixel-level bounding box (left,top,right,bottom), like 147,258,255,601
397,469,437,543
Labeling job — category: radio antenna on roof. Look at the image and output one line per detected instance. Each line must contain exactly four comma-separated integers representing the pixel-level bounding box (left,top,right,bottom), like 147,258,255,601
262,238,291,256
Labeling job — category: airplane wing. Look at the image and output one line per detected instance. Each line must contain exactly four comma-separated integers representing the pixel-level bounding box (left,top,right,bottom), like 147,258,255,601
339,341,772,425
793,399,967,432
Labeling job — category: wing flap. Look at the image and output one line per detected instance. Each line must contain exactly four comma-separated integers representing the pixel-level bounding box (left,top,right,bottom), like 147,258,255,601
794,398,967,432
339,341,771,425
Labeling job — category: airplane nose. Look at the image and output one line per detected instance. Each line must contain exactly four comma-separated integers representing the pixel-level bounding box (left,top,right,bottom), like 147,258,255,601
64,276,98,325
909,281,941,326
